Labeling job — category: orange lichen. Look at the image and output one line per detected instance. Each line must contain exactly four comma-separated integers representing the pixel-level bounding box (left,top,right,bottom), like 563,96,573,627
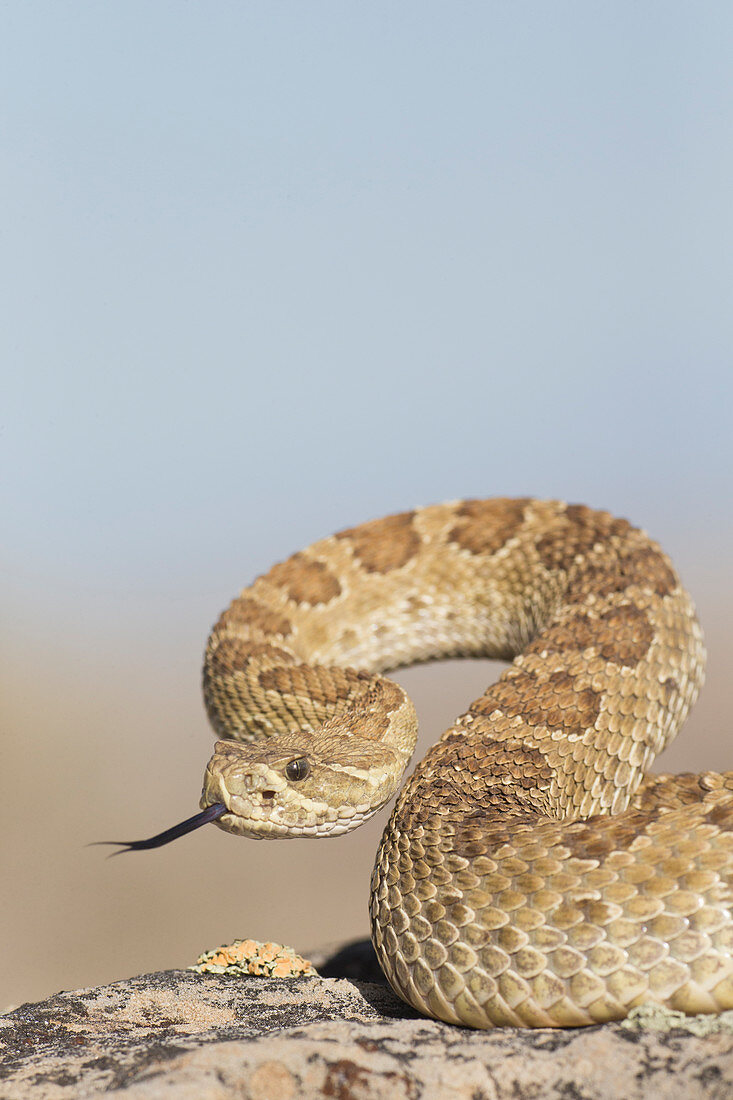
191,939,317,979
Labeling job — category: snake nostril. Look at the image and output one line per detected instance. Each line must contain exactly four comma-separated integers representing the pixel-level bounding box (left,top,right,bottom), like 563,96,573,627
261,790,276,800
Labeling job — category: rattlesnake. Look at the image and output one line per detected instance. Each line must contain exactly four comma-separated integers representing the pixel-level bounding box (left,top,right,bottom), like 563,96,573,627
121,500,733,1027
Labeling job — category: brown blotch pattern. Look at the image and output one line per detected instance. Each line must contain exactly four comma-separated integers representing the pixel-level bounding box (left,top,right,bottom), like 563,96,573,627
471,670,602,738
535,505,632,573
563,812,648,862
253,664,406,740
447,498,529,556
266,552,342,606
401,736,555,837
451,814,539,860
566,545,677,604
704,800,733,830
564,562,626,604
336,511,420,574
526,611,596,658
209,638,296,675
371,676,407,719
216,598,292,639
355,677,408,739
594,605,654,666
529,604,653,668
617,545,677,597
439,731,553,784
258,663,369,709
631,773,720,813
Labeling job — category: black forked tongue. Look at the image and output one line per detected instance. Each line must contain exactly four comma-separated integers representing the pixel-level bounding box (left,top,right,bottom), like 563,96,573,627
97,802,227,855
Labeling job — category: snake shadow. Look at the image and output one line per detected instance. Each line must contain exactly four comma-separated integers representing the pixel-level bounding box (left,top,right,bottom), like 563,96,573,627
317,938,421,1020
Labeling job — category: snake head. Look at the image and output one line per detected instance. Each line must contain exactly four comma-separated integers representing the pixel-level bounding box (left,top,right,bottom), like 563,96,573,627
99,728,410,854
200,736,406,839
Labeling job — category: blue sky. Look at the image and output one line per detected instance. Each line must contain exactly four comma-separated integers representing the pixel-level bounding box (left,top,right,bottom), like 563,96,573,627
3,2,732,608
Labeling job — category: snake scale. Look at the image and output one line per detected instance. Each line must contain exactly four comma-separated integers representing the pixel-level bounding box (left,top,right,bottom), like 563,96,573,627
132,499,733,1028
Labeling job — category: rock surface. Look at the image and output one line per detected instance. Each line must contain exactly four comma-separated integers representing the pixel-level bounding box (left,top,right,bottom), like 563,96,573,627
3,941,733,1099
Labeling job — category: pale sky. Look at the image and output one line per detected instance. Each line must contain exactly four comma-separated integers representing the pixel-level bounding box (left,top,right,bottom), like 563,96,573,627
3,2,732,611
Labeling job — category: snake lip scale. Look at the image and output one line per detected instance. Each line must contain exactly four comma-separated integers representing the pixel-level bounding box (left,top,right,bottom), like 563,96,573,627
114,499,733,1029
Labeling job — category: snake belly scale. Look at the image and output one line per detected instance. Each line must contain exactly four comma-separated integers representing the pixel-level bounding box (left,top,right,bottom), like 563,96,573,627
199,499,733,1028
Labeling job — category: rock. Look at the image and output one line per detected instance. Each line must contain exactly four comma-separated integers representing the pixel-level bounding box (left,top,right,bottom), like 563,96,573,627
3,941,733,1099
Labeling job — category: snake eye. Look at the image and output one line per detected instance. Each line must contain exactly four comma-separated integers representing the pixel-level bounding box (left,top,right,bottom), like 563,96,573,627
285,757,311,782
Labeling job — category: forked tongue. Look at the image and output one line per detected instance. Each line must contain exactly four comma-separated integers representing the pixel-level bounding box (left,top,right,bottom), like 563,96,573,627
97,802,227,855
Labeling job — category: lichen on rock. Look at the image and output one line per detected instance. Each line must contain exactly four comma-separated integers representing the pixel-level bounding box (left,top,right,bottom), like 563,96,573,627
190,937,318,978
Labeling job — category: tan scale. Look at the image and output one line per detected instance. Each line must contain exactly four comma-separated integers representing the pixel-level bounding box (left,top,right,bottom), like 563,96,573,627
198,499,733,1027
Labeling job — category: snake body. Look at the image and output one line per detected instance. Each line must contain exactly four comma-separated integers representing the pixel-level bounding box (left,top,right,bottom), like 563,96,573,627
200,499,733,1027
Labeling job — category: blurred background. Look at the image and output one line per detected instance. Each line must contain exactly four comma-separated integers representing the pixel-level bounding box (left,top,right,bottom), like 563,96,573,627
2,3,732,1010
